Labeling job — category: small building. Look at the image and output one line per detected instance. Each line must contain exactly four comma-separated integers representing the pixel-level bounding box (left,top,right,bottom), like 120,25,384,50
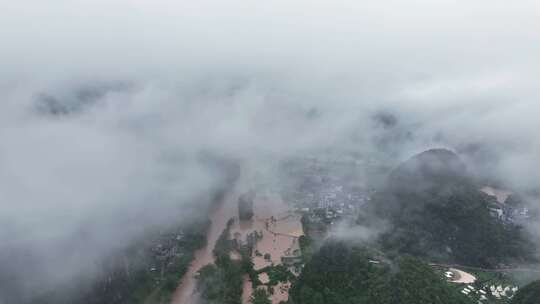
281,256,302,265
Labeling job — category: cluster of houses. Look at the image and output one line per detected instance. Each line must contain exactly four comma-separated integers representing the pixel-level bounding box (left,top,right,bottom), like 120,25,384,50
93,227,193,297
148,230,187,274
444,268,520,303
485,196,530,225
487,285,519,300
480,186,531,225
287,158,366,209
445,271,520,303
454,281,519,303
461,284,518,303
285,159,373,225
489,203,530,224
150,231,185,258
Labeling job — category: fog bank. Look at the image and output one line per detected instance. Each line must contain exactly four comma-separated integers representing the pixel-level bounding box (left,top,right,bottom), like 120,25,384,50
1,0,540,301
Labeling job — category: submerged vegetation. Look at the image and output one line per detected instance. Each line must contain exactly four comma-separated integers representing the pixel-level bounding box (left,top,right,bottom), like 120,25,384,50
196,218,251,304
250,288,272,304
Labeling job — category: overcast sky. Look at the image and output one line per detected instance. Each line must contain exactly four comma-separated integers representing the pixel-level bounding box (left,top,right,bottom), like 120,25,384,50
1,0,540,302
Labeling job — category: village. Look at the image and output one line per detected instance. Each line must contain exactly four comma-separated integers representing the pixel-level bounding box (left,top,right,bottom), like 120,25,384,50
280,156,376,228
86,220,209,304
440,267,521,303
171,157,539,304
481,186,530,225
220,157,380,303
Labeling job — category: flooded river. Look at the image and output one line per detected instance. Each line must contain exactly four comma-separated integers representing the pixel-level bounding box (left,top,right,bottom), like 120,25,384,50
171,185,241,304
171,181,303,304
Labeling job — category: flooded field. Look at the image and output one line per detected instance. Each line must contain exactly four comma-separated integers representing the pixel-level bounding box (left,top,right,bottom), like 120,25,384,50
241,275,253,304
230,192,304,304
172,181,303,304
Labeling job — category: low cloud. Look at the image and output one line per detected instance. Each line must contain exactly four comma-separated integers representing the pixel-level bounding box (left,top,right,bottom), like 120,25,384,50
1,0,540,301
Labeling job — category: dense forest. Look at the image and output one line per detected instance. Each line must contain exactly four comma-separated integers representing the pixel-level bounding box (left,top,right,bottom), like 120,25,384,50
288,240,472,304
363,149,535,268
196,260,244,304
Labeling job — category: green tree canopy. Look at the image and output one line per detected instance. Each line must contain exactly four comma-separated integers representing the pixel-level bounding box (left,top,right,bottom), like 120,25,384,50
289,240,472,304
512,279,540,304
250,288,271,304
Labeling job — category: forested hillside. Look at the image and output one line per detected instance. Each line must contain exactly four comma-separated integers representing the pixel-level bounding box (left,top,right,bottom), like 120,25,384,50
288,240,472,304
364,149,534,268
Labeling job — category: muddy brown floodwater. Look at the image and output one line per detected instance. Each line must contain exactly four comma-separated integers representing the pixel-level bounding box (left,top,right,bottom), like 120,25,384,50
230,192,304,304
171,185,303,304
171,185,241,304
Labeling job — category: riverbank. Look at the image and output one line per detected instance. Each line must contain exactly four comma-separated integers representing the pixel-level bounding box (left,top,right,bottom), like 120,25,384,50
171,186,241,304
172,187,303,304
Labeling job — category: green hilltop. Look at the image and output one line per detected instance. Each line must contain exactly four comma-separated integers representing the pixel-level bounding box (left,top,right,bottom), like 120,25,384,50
288,240,472,304
363,149,535,268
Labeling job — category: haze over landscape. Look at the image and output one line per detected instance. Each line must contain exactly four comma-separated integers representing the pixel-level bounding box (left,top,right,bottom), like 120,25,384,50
1,1,540,304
